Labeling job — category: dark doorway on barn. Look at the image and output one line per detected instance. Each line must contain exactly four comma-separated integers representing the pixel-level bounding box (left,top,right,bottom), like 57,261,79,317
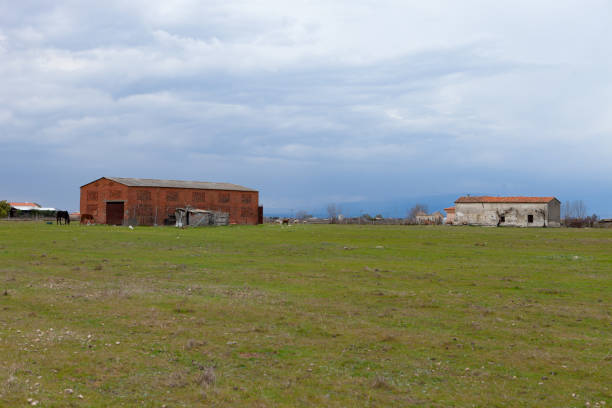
106,202,124,225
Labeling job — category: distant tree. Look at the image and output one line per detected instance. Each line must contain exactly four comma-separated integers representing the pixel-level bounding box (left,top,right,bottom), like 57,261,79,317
0,201,10,218
563,200,587,219
574,200,587,219
360,213,373,223
562,200,592,227
295,210,312,220
586,214,599,227
406,204,428,224
561,201,571,221
327,203,340,224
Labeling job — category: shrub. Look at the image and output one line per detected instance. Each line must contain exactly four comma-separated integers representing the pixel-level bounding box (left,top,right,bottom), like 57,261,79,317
0,201,10,218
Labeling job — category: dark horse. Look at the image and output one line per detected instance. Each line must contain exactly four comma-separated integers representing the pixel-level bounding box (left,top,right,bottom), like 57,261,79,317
56,210,70,225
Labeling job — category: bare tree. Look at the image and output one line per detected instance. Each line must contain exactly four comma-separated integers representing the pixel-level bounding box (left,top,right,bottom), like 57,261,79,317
574,200,587,219
406,204,428,224
563,200,587,219
327,203,340,224
563,200,590,227
562,201,571,221
295,210,312,220
586,213,599,227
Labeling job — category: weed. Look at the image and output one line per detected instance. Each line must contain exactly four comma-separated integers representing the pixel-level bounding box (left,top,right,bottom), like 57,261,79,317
195,367,216,387
372,375,393,390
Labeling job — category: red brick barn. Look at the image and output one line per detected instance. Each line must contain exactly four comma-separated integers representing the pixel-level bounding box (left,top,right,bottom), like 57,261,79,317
80,177,262,226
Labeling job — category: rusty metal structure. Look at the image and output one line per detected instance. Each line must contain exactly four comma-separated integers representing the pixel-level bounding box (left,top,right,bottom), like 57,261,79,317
80,177,262,226
175,208,229,227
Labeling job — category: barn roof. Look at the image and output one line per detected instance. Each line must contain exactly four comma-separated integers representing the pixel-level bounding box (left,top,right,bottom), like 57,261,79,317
106,177,256,191
455,196,558,204
93,177,258,192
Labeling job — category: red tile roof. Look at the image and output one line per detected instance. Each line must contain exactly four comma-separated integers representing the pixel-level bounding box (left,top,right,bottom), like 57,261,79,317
455,196,557,204
9,202,41,208
444,206,455,212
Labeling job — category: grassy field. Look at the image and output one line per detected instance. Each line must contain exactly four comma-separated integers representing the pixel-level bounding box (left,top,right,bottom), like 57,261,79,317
0,222,610,407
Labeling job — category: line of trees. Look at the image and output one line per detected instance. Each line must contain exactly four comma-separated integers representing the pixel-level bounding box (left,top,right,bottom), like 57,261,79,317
561,200,599,227
305,203,435,224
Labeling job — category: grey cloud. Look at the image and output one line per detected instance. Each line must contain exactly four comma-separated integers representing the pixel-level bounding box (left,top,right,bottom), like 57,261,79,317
1,0,611,215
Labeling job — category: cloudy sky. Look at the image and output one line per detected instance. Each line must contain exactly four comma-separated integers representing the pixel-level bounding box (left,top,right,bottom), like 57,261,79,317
1,0,611,216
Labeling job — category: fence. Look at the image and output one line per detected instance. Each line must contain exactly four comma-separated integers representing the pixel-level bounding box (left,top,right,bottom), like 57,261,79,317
8,210,57,221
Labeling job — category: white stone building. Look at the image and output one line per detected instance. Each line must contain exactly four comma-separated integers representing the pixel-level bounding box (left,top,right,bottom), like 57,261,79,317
454,196,561,227
415,211,444,225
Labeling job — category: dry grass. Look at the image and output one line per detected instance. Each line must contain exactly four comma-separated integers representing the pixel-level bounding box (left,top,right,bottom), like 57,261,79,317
195,367,216,387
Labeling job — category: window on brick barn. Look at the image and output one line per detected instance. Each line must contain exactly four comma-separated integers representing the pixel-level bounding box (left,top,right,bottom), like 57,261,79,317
137,191,152,201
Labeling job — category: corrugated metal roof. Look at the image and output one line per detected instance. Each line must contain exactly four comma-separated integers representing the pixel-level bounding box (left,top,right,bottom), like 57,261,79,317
104,177,257,192
455,196,557,204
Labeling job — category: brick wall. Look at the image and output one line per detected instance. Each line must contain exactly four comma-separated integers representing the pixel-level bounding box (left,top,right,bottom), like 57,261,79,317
80,179,129,224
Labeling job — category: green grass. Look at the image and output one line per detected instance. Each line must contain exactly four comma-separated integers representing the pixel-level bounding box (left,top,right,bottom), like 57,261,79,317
0,222,610,407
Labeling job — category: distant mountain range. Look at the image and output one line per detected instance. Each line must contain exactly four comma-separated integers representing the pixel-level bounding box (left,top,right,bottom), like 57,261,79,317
264,194,461,218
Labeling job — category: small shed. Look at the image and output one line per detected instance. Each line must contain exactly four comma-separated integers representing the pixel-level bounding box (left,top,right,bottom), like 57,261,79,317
8,202,56,219
597,219,612,228
175,208,229,227
415,211,444,225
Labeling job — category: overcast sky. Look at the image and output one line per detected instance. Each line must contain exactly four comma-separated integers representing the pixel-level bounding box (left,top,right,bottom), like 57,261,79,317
1,1,611,215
